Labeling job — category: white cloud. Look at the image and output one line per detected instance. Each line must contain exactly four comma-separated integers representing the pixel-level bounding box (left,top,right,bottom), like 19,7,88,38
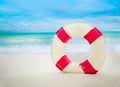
0,0,115,14
0,6,23,14
85,16,120,31
0,0,119,32
39,0,115,13
1,16,120,32
73,0,115,12
14,18,69,32
0,18,68,32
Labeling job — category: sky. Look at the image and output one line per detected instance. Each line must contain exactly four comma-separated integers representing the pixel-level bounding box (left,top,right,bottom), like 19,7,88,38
0,0,120,32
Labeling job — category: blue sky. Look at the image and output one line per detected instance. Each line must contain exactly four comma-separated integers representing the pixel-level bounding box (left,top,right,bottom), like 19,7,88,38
0,0,120,32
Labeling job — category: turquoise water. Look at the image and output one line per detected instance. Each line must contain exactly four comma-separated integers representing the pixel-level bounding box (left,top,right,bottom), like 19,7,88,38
0,32,54,47
0,31,120,55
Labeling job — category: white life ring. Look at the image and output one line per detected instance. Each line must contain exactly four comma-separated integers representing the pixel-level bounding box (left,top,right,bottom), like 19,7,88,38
51,21,106,74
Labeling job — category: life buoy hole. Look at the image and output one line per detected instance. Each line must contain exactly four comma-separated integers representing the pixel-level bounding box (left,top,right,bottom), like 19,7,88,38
65,37,90,63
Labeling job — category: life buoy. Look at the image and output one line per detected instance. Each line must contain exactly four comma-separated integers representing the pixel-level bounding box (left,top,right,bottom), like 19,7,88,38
51,21,106,74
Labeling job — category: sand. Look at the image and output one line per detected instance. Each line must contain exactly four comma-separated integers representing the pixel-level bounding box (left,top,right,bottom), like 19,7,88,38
0,52,120,87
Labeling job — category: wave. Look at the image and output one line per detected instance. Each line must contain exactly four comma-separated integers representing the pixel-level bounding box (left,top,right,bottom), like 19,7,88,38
0,32,120,55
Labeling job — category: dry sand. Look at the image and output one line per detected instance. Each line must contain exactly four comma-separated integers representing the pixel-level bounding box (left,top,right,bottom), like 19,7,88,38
0,52,120,87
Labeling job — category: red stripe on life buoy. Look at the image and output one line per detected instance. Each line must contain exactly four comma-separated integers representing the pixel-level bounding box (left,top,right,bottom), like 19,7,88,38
80,59,98,74
56,55,71,71
56,27,71,43
84,28,102,44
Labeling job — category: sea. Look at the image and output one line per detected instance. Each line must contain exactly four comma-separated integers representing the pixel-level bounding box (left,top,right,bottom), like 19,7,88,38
0,31,120,55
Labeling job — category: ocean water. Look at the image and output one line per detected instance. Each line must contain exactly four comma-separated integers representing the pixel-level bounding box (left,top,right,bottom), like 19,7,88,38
0,31,120,55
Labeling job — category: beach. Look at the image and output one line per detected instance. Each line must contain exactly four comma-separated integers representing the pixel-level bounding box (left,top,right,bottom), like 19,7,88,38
0,32,120,87
0,52,120,87
1,0,120,86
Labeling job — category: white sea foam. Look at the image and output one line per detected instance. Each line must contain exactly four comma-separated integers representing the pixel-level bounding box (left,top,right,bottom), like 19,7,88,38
0,32,119,55
0,45,51,55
